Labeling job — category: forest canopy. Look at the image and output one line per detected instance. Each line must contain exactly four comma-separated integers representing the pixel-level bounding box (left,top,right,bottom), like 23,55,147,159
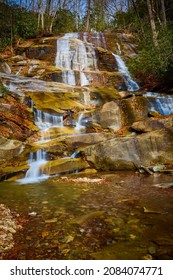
0,0,173,87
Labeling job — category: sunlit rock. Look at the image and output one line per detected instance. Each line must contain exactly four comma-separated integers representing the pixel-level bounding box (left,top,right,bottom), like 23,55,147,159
42,158,89,175
0,62,11,74
93,101,121,131
84,129,173,170
0,137,24,161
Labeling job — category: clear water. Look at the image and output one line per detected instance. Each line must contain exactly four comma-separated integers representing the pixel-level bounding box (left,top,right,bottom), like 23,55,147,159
1,172,173,260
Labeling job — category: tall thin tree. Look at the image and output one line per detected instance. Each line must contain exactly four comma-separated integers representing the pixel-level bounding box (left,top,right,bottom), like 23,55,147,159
147,0,158,47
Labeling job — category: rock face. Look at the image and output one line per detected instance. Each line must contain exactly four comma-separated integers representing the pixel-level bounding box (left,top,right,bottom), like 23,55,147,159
42,158,89,175
131,119,164,132
1,31,173,181
84,129,173,170
0,92,38,141
93,101,121,131
0,62,11,74
0,137,24,161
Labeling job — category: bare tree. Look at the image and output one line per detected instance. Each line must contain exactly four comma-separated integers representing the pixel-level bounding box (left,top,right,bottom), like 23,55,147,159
160,0,166,26
86,0,91,31
147,0,158,47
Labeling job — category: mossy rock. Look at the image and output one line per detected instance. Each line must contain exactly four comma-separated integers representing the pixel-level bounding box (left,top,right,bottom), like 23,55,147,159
29,90,84,113
41,158,89,175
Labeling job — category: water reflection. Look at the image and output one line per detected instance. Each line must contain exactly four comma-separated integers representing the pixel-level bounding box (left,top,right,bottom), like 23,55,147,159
0,172,173,260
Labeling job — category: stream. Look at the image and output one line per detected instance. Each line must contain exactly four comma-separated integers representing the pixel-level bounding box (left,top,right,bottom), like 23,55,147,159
0,172,173,260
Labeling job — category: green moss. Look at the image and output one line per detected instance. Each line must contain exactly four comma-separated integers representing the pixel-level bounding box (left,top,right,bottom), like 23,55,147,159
0,82,9,98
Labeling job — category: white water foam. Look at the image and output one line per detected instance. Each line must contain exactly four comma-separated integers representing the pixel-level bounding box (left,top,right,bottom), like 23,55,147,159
144,92,173,115
55,32,99,86
17,104,63,184
75,113,85,131
113,53,139,91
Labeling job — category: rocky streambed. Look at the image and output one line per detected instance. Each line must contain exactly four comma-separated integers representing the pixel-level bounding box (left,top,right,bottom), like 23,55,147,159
1,172,173,260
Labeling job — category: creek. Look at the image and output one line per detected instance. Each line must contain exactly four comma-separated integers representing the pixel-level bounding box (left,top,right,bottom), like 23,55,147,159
1,172,173,260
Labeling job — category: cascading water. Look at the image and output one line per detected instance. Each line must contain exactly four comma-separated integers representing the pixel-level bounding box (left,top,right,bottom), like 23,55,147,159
75,113,85,131
144,92,173,115
18,149,48,184
18,103,64,184
55,32,98,86
112,53,139,91
34,109,63,131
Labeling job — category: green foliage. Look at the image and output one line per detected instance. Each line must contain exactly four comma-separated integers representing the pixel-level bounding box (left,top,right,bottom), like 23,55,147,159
128,27,173,83
0,38,11,52
16,11,38,39
53,9,76,33
0,3,38,51
0,82,9,98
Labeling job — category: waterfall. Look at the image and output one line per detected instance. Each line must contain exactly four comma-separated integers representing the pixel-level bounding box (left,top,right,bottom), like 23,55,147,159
113,53,139,92
144,92,173,115
75,113,85,131
17,103,64,184
55,32,98,86
34,109,63,130
18,150,48,184
70,151,80,158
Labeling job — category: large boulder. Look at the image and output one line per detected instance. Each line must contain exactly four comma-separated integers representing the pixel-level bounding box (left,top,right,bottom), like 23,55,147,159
0,137,24,161
131,114,173,133
84,129,173,170
120,96,149,127
93,101,121,131
131,119,165,133
34,132,114,155
42,158,89,175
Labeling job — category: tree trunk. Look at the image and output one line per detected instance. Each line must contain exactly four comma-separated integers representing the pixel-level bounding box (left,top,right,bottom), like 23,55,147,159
161,0,166,26
41,11,44,30
46,0,51,15
86,0,91,32
147,0,158,47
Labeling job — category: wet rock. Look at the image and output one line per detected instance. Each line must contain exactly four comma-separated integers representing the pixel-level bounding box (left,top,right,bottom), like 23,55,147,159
91,242,147,260
28,212,37,217
96,47,118,72
36,132,114,154
149,165,165,172
71,211,105,226
0,162,29,181
29,89,84,114
42,158,89,175
84,129,173,171
153,183,173,189
148,246,156,255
